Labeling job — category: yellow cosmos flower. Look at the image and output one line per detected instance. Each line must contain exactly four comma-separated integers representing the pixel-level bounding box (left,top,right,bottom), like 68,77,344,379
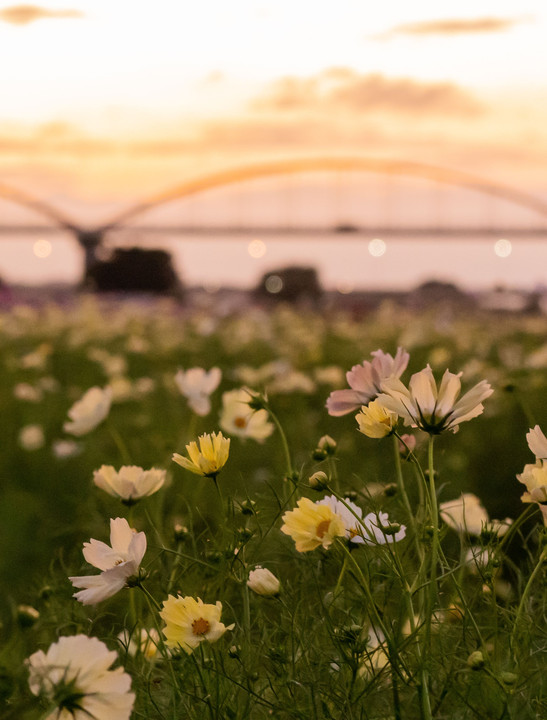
172,431,230,478
160,595,232,653
356,399,398,438
281,497,346,552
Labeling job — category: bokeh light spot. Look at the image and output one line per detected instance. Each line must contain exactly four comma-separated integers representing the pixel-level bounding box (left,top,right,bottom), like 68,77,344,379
494,239,512,258
265,275,283,293
248,239,267,258
368,238,386,257
33,239,52,258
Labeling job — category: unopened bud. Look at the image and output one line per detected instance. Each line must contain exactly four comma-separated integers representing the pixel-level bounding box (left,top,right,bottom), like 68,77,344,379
17,605,39,628
247,567,281,597
240,499,257,515
312,448,328,461
228,645,241,659
173,523,189,542
500,671,518,685
317,435,337,455
384,483,398,497
309,471,329,490
466,650,485,670
237,527,253,542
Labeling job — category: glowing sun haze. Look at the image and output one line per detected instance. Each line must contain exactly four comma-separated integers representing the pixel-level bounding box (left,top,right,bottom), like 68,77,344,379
0,0,546,287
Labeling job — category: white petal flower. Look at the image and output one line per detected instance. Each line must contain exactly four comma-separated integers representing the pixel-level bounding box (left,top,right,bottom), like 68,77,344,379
327,348,409,416
317,495,406,545
439,493,488,536
175,367,222,416
63,386,112,436
70,518,146,605
526,425,547,459
379,365,493,434
26,634,134,720
93,465,166,503
219,388,274,442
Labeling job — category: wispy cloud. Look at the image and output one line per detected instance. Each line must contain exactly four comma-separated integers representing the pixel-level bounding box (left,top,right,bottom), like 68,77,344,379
374,16,530,40
0,5,84,26
252,68,483,116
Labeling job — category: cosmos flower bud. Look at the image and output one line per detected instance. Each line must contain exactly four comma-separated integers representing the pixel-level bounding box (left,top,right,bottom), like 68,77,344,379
309,471,329,490
317,435,337,454
247,567,281,597
466,650,485,670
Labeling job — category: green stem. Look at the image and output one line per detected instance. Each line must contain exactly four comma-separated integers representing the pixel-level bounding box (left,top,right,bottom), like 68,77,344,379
510,544,547,659
393,433,424,565
337,540,412,684
107,421,131,465
266,403,294,478
137,580,162,611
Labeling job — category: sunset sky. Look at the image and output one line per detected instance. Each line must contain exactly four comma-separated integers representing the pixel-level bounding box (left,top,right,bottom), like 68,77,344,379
0,0,546,287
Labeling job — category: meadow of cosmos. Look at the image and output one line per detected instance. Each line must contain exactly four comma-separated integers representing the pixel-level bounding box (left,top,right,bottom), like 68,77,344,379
2,294,547,719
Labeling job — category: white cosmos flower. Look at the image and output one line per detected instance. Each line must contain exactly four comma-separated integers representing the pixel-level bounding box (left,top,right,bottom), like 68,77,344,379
439,493,488,536
27,634,134,720
69,518,146,605
93,465,166,503
526,425,547,459
317,495,406,545
378,365,493,434
63,386,112,436
219,388,274,442
326,348,409,416
175,367,222,416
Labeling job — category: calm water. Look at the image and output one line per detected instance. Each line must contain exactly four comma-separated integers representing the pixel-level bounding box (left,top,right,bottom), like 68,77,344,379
1,231,546,292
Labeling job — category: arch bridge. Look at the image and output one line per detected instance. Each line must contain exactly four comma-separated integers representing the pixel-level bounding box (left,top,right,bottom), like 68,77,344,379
1,156,547,277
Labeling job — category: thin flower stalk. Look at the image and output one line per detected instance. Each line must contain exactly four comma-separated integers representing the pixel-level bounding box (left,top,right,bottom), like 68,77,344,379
510,544,547,659
392,433,424,565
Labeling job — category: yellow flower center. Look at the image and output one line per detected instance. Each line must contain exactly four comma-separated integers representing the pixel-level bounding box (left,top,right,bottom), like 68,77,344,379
192,617,211,636
234,416,247,428
316,519,331,538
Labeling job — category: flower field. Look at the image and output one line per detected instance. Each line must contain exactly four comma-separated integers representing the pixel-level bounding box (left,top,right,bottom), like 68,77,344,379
2,293,547,719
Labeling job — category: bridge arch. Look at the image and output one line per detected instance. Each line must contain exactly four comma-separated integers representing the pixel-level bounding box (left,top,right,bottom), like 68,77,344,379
101,156,547,231
0,182,77,231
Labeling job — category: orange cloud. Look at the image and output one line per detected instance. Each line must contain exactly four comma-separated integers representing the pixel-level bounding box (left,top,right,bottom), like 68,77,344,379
0,5,83,25
375,16,529,39
252,68,482,116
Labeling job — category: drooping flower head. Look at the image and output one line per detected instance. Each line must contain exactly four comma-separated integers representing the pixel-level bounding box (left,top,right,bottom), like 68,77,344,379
69,518,146,605
281,497,346,552
93,465,166,504
160,595,232,653
326,348,409,416
356,399,398,438
172,431,230,478
317,495,406,545
219,388,274,442
26,634,134,720
379,365,493,434
175,367,222,416
63,386,112,436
